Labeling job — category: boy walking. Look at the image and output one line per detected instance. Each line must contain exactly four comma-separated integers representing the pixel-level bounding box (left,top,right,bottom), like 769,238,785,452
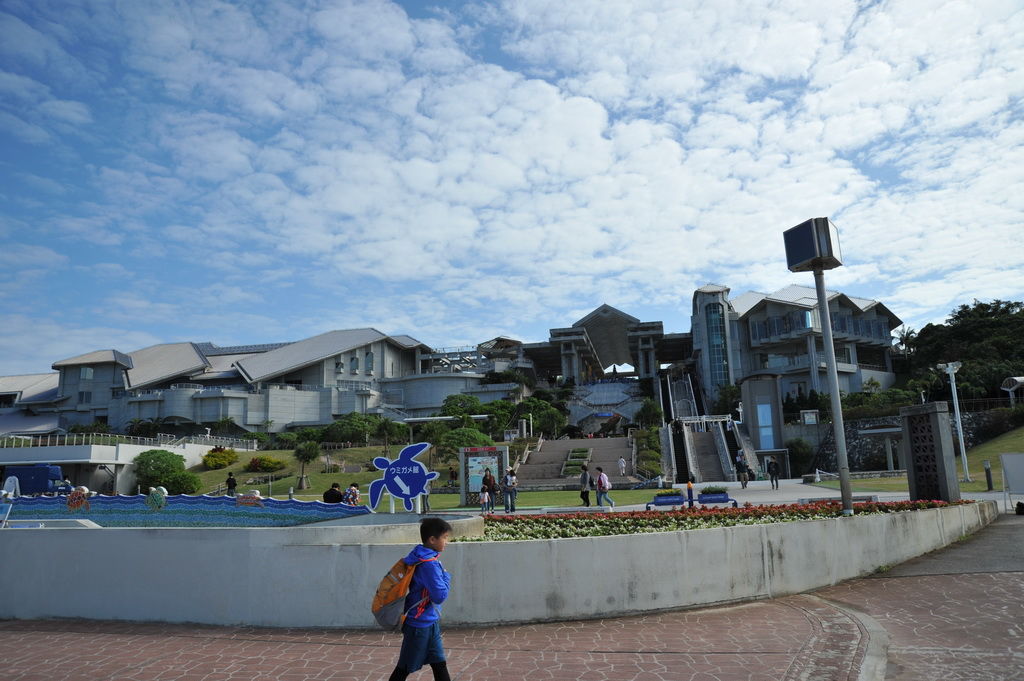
388,517,453,681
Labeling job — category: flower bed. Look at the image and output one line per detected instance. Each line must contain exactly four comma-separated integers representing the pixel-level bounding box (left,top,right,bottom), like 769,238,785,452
457,500,972,541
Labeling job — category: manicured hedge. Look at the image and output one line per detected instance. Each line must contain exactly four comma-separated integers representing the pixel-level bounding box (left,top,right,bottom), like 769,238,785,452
457,500,971,541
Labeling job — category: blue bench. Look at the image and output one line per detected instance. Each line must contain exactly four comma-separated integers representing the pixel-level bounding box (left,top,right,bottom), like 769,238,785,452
645,495,686,510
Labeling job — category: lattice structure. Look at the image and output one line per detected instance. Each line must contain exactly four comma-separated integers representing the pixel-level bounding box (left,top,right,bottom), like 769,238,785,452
900,403,961,502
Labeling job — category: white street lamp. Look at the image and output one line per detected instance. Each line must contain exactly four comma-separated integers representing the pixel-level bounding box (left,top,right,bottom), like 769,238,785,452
937,362,971,482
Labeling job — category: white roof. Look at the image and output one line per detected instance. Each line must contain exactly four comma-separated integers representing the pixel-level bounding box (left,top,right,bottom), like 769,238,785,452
52,349,132,368
0,411,61,435
126,342,209,389
0,373,60,403
235,328,388,383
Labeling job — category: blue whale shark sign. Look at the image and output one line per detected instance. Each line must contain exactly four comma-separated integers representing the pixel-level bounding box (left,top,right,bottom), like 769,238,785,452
368,442,438,512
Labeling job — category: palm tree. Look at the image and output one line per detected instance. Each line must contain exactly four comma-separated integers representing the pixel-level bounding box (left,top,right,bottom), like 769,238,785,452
294,441,320,490
213,416,236,436
896,326,917,359
374,416,405,456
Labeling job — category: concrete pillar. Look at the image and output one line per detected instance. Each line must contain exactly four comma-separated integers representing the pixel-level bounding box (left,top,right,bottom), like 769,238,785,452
884,437,894,470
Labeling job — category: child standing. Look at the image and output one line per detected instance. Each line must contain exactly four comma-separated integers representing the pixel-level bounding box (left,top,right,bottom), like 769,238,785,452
479,485,490,515
388,517,453,681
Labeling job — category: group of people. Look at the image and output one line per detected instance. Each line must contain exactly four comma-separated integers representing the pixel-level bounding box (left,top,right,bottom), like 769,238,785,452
735,455,782,490
323,482,361,505
478,467,518,514
577,464,615,508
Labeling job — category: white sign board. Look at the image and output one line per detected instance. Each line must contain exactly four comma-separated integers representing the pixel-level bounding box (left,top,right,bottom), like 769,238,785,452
999,453,1024,512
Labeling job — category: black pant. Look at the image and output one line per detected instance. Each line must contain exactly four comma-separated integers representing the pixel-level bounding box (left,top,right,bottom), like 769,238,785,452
770,474,779,489
580,489,590,506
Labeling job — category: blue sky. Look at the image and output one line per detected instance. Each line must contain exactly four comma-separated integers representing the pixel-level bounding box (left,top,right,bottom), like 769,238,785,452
1,0,1022,375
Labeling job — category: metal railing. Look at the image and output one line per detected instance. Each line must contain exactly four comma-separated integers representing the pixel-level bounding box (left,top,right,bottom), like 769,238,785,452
0,433,162,448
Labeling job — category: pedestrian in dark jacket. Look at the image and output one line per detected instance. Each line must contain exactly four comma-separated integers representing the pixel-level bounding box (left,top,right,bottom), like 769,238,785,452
579,464,592,507
388,517,453,681
767,457,781,490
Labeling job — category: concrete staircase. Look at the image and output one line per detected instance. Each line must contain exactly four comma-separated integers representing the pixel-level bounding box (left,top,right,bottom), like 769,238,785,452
691,431,725,482
516,437,634,490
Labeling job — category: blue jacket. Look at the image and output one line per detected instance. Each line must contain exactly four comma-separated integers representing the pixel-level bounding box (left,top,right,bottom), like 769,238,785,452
402,544,450,627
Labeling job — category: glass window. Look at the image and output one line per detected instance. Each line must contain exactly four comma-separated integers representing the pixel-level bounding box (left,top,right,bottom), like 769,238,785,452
350,356,359,372
80,367,94,380
757,403,774,449
78,391,92,404
705,303,729,387
365,351,374,373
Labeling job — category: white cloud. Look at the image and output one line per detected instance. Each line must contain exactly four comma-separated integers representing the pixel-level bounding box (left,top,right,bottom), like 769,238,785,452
0,0,1021,374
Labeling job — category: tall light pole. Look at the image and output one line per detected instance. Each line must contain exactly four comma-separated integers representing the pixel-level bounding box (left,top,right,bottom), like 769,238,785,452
937,362,971,481
784,218,854,516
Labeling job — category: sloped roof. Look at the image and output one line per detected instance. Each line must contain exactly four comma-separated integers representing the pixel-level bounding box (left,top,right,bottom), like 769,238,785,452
570,304,643,368
193,341,292,356
126,342,209,389
390,334,431,350
0,411,61,435
0,373,60,403
190,352,258,381
52,349,133,369
733,285,902,325
235,328,387,383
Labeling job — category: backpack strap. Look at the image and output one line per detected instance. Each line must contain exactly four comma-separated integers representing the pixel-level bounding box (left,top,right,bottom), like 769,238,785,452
403,557,440,620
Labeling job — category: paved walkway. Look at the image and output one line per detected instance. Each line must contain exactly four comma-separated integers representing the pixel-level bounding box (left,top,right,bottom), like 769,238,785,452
2,513,1021,680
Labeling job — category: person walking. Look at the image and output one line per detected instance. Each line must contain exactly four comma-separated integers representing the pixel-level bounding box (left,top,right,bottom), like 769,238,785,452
618,456,627,477
767,456,781,490
386,517,453,681
420,481,432,513
579,464,592,507
502,467,518,513
595,466,614,509
225,472,237,497
737,455,750,489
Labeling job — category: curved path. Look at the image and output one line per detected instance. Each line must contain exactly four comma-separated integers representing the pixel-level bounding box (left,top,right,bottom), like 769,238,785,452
2,515,1021,681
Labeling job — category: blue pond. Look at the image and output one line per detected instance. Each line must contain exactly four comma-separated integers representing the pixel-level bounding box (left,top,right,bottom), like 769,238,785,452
7,493,372,527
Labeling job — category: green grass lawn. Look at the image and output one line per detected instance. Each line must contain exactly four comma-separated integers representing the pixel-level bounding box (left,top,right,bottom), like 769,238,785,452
191,449,663,511
814,425,1023,494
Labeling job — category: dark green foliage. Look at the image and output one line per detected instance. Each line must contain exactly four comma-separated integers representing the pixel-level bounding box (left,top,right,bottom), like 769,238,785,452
133,449,187,490
296,427,324,443
481,370,535,389
164,470,202,494
910,299,1024,398
416,420,451,447
322,413,376,444
634,398,663,427
273,432,298,448
250,432,270,448
68,421,111,434
712,384,741,417
437,427,495,459
440,394,483,417
785,438,815,476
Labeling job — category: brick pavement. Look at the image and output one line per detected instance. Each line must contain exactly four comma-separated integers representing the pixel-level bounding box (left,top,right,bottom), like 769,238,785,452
2,514,1021,681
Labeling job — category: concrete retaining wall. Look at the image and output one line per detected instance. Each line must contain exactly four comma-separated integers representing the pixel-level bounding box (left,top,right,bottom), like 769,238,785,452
0,502,998,628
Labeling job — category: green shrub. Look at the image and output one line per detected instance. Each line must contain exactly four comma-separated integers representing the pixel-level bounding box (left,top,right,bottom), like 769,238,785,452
164,470,202,494
133,449,186,491
274,432,298,448
563,465,582,475
785,438,815,475
245,455,287,472
700,485,728,495
655,490,683,497
250,432,270,448
202,447,239,470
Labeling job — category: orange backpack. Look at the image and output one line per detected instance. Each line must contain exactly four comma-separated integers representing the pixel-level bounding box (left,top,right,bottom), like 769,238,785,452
371,556,438,631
